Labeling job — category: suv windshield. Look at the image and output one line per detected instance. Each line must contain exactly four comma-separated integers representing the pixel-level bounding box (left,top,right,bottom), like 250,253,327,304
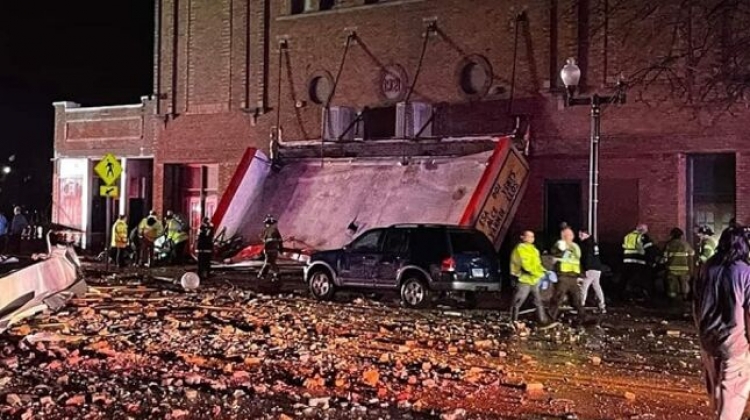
449,230,495,255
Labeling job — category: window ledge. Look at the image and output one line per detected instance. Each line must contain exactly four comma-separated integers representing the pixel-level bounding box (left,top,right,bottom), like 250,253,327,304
278,0,426,21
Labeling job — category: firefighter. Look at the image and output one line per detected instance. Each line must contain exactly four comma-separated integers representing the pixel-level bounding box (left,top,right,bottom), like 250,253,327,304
620,223,657,298
196,217,214,280
548,227,586,325
138,211,164,267
697,227,718,266
258,215,282,281
111,214,129,268
165,210,189,264
662,227,694,301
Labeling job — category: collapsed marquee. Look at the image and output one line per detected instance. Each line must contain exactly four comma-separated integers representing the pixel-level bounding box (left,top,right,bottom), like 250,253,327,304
212,136,529,261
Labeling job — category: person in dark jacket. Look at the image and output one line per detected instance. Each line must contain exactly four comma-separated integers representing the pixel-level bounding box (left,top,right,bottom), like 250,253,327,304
258,215,282,281
694,226,750,419
579,229,606,314
196,218,214,280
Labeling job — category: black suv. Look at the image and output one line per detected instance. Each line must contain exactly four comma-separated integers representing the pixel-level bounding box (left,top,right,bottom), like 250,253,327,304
304,224,501,308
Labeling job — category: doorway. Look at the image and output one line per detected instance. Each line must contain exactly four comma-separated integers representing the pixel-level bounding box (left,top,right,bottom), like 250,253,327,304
544,180,583,250
688,154,736,237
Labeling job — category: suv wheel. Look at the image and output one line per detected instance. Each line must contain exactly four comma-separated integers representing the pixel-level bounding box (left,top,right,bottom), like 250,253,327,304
400,277,431,309
309,269,336,301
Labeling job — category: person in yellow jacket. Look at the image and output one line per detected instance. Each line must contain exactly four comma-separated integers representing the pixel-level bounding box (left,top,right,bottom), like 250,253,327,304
165,211,189,264
138,211,164,267
621,223,658,297
110,214,128,268
548,227,585,324
662,227,694,301
510,230,555,328
697,227,717,266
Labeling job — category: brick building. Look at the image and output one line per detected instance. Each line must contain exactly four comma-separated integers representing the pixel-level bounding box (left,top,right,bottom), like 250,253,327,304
53,0,749,258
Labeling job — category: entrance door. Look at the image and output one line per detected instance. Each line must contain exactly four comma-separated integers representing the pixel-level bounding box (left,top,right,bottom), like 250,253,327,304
544,181,583,249
186,195,217,248
688,154,736,238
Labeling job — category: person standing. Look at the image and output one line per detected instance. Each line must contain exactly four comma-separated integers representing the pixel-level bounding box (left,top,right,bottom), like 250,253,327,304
0,210,8,254
111,215,129,268
663,227,695,301
258,215,282,281
509,230,554,328
138,211,164,267
694,226,750,419
698,227,718,267
196,217,214,280
579,229,606,314
9,206,28,254
621,223,657,298
164,211,189,264
549,227,585,324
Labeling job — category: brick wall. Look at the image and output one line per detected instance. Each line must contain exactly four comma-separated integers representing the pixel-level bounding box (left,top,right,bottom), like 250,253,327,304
53,98,156,158
55,0,750,245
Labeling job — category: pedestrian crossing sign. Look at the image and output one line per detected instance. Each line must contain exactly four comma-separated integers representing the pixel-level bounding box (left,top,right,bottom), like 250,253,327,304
99,185,119,198
94,153,122,186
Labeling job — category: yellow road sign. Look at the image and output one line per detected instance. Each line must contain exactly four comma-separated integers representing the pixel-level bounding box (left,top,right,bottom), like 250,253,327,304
99,185,119,198
94,153,122,186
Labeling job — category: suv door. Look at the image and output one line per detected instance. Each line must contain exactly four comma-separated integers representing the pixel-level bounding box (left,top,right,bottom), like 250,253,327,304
373,228,410,288
339,228,384,287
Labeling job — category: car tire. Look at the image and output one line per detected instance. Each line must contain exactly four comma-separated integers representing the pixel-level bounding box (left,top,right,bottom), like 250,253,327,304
400,277,431,309
309,269,336,301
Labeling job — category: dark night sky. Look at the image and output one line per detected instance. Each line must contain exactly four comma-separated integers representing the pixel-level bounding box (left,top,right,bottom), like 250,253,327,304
0,1,154,216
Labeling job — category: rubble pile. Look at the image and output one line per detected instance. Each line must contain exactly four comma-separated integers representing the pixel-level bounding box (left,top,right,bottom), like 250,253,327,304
0,271,713,419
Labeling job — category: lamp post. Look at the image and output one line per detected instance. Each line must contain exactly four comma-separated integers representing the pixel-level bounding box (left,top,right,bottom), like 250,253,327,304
560,58,626,241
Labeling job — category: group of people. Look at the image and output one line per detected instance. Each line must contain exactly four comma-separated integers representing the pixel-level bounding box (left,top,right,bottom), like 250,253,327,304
508,221,721,330
109,210,197,268
0,206,35,255
619,223,718,302
509,225,604,329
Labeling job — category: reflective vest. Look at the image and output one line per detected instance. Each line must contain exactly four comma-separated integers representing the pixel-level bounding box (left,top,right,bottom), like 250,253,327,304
699,236,718,264
623,231,650,265
663,239,694,274
111,220,128,248
556,242,581,275
510,243,546,286
139,217,164,242
166,218,189,244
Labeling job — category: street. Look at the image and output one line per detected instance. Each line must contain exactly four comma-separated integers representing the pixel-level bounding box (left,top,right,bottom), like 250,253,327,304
0,265,714,419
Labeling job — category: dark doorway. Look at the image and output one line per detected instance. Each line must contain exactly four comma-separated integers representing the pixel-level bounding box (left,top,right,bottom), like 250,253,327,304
544,180,582,250
688,153,736,237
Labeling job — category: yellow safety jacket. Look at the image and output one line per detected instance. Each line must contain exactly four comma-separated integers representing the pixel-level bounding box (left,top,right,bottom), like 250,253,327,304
663,239,694,274
623,231,651,265
510,243,546,286
699,236,718,264
166,218,189,244
139,217,164,242
555,242,581,275
111,220,128,248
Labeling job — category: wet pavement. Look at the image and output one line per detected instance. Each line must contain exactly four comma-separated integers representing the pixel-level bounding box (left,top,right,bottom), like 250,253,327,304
0,264,717,419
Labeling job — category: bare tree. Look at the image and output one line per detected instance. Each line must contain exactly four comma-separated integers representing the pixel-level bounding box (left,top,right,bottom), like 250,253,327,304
584,0,750,110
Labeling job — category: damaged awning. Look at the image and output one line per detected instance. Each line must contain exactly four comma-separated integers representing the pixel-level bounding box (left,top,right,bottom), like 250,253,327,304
213,136,529,253
0,246,86,333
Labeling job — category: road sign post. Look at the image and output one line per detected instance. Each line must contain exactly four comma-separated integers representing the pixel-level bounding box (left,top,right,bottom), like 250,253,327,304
94,154,123,273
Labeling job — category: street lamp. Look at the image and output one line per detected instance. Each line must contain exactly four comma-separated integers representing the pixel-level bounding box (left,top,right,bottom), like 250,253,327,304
2,166,11,175
560,58,626,241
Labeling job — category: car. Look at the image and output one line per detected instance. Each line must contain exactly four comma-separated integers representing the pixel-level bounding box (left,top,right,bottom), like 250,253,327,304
304,224,501,308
